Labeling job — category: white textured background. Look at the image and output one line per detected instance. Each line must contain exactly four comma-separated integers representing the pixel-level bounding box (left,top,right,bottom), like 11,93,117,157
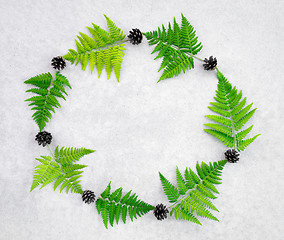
0,0,283,239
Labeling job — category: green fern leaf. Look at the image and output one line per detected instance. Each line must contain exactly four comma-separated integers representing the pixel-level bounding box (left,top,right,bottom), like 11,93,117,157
25,72,71,131
197,184,216,199
196,162,206,179
96,183,154,228
181,198,219,221
101,200,109,229
171,205,202,225
204,115,232,127
101,181,112,199
104,15,125,42
144,14,202,82
184,168,195,189
180,13,203,54
30,145,95,194
120,190,132,204
96,198,104,214
176,167,188,194
189,201,219,221
55,146,95,165
121,205,127,223
115,203,122,224
204,69,260,151
109,201,116,227
190,168,200,184
63,15,126,82
159,172,180,203
109,187,122,201
190,190,218,211
203,179,219,194
237,134,261,151
160,160,226,225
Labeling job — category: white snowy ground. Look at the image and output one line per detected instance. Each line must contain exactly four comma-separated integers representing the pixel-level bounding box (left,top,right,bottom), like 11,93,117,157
0,0,283,239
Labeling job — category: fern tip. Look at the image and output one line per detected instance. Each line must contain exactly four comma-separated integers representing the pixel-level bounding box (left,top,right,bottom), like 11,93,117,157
103,14,110,21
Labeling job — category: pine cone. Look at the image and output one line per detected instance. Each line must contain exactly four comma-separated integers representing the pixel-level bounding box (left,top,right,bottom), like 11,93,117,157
51,56,66,70
225,149,240,163
82,190,96,204
35,131,52,147
203,56,217,70
128,28,143,45
153,203,169,221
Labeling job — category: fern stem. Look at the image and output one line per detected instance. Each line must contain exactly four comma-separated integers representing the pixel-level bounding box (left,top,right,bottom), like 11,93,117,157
169,182,199,209
37,71,58,131
169,160,227,209
32,145,55,190
77,39,128,55
231,117,237,149
171,45,205,62
47,144,55,159
155,40,205,63
169,191,189,209
216,68,237,149
187,53,204,62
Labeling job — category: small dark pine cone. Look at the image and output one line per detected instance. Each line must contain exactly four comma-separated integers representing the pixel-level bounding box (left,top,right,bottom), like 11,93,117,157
203,56,217,71
35,131,52,147
128,28,143,45
82,190,96,204
153,203,169,221
225,149,240,163
51,56,66,71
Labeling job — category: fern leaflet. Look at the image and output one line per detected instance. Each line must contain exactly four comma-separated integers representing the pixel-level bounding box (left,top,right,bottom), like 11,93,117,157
96,182,154,228
159,160,227,225
31,146,95,194
159,172,180,203
63,15,126,82
144,13,203,82
204,69,260,151
25,72,71,131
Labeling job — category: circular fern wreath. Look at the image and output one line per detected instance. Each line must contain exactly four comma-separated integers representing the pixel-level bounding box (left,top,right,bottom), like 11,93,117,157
25,14,260,228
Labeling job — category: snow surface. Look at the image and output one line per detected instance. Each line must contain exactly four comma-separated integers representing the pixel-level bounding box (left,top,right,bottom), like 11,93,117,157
0,0,283,239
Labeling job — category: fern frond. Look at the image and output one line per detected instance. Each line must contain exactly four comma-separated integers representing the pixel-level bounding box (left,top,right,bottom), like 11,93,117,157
30,145,95,194
237,134,261,151
104,15,125,42
144,13,202,82
101,181,111,199
54,146,95,165
204,69,260,151
184,168,195,189
171,205,202,225
159,160,226,225
96,182,154,228
63,15,126,82
176,167,187,195
25,72,71,131
62,164,87,174
159,172,180,203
